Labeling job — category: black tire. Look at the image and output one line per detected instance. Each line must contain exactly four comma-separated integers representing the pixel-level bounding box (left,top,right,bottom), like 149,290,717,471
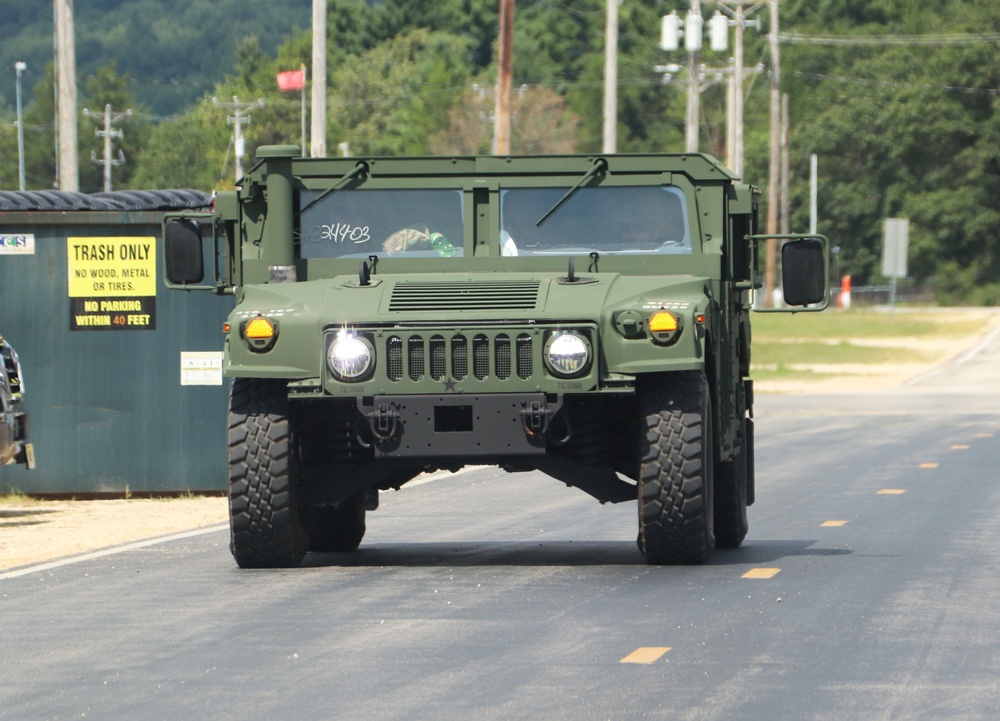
714,415,749,549
228,378,308,568
637,371,715,564
304,491,367,552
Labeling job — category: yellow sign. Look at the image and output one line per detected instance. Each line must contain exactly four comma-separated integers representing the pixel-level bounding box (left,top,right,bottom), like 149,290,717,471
67,236,156,297
67,237,157,331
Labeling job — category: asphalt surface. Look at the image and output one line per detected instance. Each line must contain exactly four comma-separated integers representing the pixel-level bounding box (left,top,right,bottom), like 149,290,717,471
2,326,999,721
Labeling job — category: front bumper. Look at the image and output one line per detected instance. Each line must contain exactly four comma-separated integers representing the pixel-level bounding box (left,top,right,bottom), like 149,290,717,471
357,393,563,458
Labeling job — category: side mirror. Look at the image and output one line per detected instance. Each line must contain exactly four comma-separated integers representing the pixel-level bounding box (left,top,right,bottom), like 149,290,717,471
749,233,830,313
164,218,205,285
782,238,827,307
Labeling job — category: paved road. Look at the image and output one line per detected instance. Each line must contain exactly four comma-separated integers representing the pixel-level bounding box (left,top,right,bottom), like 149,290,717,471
2,332,998,721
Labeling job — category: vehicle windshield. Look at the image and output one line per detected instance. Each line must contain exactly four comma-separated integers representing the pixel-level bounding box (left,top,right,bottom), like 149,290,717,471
499,185,691,256
298,188,465,259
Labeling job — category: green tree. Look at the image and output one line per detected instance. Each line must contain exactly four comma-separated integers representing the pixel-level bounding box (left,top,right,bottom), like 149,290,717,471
0,92,15,190
19,64,57,191
134,35,297,190
329,29,475,155
130,104,231,190
782,0,1000,303
429,83,579,155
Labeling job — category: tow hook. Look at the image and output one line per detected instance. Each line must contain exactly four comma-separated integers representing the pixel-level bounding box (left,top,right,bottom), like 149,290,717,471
365,402,398,441
520,399,553,437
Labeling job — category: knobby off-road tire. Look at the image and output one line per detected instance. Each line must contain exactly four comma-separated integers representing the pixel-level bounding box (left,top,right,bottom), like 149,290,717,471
637,371,716,564
304,491,367,552
228,378,308,568
714,415,749,549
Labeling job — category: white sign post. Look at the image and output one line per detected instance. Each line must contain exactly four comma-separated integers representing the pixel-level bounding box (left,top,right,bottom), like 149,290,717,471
882,218,909,312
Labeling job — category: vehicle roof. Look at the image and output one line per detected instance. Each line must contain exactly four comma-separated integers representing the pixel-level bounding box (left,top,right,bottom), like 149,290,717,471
248,147,739,184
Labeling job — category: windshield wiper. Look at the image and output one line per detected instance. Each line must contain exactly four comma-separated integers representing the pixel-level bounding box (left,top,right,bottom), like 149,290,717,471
535,157,608,227
296,160,370,217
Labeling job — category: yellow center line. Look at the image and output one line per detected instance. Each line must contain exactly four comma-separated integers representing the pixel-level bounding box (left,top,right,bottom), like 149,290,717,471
974,433,993,438
878,489,907,495
919,463,939,469
821,520,848,527
742,567,781,579
951,445,971,450
620,647,671,664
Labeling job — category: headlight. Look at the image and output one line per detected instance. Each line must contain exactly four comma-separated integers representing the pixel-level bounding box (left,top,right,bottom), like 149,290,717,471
545,331,591,378
327,333,373,381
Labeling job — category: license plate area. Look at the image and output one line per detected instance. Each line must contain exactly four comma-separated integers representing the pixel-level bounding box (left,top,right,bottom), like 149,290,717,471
357,394,560,457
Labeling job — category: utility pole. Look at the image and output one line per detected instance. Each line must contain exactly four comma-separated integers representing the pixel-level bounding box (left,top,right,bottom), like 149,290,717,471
780,91,790,235
54,0,78,191
661,3,764,174
714,1,765,178
685,0,702,152
83,104,131,192
300,63,308,153
659,3,728,154
15,61,27,191
311,0,327,157
809,153,818,235
602,0,618,153
731,2,747,176
764,0,780,306
214,96,265,182
495,0,514,155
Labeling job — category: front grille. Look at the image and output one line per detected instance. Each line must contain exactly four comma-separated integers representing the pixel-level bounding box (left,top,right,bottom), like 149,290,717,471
388,280,542,312
430,337,447,380
407,337,424,381
386,337,403,380
386,332,534,383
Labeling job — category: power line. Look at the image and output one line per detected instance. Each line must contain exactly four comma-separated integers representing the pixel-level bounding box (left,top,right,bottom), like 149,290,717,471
779,32,1000,46
787,70,999,96
551,0,605,15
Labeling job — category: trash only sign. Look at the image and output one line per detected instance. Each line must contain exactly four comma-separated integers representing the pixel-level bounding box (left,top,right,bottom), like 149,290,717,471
67,237,157,331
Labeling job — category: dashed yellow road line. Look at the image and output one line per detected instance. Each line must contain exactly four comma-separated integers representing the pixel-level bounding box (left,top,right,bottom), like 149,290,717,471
742,567,781,579
919,463,940,469
821,520,848,527
974,433,993,438
878,489,907,495
620,647,671,664
951,444,971,450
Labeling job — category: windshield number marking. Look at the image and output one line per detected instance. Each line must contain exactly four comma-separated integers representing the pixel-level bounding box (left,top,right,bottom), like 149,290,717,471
320,223,371,245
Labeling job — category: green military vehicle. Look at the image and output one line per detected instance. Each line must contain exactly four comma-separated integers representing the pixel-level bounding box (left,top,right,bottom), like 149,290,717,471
0,335,34,470
164,146,827,568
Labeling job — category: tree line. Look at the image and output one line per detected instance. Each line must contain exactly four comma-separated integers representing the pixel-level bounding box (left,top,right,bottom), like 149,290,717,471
1,0,997,304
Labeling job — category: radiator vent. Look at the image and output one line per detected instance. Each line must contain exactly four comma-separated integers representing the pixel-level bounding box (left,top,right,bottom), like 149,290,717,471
388,280,541,312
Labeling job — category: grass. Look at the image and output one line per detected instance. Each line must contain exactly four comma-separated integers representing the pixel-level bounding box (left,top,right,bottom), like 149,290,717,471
0,490,42,507
0,490,207,504
752,309,986,344
752,339,932,367
749,308,993,382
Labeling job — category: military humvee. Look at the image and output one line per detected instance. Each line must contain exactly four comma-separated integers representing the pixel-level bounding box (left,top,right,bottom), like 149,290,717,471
0,335,34,470
164,146,827,568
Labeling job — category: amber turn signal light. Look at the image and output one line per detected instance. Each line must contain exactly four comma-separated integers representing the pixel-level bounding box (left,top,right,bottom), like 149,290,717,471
244,317,275,339
242,316,278,351
648,312,679,332
648,311,682,346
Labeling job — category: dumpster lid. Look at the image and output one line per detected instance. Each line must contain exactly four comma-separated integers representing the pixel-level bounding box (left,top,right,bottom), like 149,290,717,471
0,189,212,212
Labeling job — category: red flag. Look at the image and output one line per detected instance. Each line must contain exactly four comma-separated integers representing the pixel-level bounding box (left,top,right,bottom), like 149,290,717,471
277,69,305,92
